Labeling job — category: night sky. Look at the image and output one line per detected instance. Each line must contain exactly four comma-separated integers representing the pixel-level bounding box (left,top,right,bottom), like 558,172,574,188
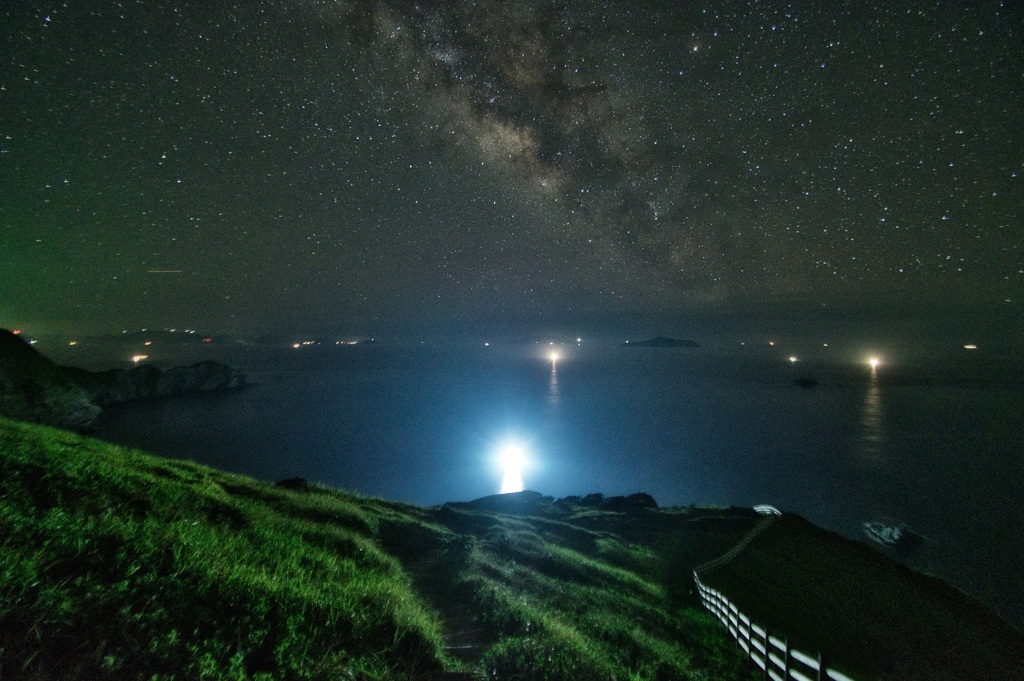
2,1,1022,339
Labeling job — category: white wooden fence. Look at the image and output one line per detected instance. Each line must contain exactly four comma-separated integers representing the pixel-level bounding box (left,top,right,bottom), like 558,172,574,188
693,507,858,681
694,574,857,681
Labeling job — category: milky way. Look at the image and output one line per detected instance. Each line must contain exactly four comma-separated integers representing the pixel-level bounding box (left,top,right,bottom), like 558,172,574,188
1,1,1021,335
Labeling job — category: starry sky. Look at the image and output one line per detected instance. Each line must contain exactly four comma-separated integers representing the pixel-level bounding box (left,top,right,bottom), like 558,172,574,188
2,1,1022,340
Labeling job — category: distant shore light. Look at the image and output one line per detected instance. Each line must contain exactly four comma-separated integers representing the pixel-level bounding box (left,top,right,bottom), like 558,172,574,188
789,356,797,363
550,352,559,362
869,357,880,368
963,344,978,350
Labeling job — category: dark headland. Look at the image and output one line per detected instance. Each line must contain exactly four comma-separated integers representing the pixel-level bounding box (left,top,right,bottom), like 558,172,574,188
0,328,248,431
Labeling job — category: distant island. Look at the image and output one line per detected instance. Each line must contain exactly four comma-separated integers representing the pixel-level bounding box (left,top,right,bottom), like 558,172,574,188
625,336,701,348
0,328,249,431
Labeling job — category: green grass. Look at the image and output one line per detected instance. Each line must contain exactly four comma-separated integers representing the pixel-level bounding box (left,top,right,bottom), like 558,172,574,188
12,416,1017,681
0,418,446,680
0,417,757,680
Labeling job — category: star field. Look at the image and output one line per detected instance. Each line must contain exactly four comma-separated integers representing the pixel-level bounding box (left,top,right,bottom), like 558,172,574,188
1,1,1021,336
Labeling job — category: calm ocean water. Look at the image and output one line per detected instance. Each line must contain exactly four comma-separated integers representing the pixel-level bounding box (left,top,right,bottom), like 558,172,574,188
92,344,1024,627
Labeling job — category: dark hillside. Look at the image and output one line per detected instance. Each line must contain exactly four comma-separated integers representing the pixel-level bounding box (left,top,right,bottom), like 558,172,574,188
0,330,99,429
704,515,1024,680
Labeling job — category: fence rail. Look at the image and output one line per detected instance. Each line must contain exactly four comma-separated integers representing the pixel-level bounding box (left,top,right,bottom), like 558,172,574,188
693,507,858,681
694,576,856,681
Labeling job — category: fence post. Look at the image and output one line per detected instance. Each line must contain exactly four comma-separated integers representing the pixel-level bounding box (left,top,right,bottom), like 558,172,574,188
744,614,751,655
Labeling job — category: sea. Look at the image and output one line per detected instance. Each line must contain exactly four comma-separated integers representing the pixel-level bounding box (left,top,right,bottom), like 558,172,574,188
81,341,1024,629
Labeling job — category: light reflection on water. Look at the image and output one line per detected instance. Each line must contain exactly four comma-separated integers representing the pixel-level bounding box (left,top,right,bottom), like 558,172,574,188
499,468,524,494
859,375,886,468
498,443,526,494
547,363,560,409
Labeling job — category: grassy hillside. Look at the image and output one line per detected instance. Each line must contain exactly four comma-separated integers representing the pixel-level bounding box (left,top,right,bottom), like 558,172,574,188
5,417,1021,680
0,417,757,680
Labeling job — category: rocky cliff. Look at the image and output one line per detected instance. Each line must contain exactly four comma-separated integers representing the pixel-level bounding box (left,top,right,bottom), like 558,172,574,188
64,361,249,406
0,329,248,431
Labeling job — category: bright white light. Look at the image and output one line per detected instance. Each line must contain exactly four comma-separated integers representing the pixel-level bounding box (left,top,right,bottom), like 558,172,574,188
550,352,559,362
789,356,798,363
869,357,880,369
498,442,527,494
132,354,148,364
500,443,526,470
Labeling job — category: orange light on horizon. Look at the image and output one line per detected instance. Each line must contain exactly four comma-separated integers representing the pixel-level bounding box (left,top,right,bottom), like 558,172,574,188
132,354,148,364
